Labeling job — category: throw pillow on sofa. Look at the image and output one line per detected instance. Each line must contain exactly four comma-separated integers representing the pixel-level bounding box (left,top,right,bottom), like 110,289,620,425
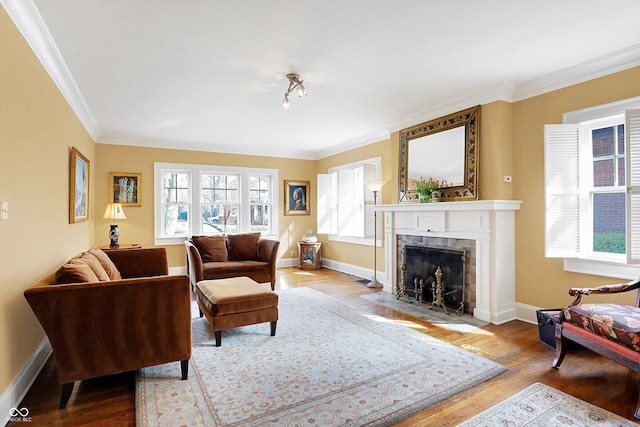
192,235,229,262
55,259,100,284
79,252,110,281
88,247,122,280
228,232,260,261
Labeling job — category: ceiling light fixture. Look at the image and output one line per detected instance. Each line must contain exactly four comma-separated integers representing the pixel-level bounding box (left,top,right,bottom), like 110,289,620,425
282,73,307,109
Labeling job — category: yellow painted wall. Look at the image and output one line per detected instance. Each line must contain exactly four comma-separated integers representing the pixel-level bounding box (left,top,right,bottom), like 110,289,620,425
0,7,95,394
512,67,640,308
94,144,317,267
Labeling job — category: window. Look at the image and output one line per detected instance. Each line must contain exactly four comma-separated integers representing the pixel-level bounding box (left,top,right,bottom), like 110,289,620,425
317,157,381,245
155,163,278,244
544,96,640,278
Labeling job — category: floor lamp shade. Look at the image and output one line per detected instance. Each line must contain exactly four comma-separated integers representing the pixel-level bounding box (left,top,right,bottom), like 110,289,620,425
365,180,386,288
103,203,127,248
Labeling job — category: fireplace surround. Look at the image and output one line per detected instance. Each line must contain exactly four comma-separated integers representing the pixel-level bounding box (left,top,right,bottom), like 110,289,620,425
376,200,521,324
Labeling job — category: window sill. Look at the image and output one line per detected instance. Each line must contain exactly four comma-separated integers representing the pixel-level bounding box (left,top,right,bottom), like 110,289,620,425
564,257,640,280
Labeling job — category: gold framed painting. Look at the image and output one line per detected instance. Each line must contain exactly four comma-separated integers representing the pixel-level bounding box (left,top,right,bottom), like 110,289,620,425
69,147,90,223
109,172,141,207
285,180,310,215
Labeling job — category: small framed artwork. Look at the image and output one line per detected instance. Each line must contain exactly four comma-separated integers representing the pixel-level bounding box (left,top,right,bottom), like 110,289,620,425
69,147,90,223
109,172,141,207
285,180,310,215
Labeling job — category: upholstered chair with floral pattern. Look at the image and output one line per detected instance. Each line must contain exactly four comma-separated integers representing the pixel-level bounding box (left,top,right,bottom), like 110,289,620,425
552,277,640,419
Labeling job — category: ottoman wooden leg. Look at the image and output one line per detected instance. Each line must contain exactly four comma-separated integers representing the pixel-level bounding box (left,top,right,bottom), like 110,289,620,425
215,331,222,347
270,320,277,337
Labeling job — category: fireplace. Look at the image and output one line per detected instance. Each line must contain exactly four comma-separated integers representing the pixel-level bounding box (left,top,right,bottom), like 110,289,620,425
377,200,521,324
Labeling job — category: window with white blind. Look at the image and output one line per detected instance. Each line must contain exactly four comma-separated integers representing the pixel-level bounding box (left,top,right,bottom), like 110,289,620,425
317,157,381,245
155,163,278,244
544,96,640,278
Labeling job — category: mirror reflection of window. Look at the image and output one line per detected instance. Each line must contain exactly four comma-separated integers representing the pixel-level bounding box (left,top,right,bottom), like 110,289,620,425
408,126,466,187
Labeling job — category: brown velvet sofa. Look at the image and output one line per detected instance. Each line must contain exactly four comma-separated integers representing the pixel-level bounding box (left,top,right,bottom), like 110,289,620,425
24,247,192,409
185,233,280,290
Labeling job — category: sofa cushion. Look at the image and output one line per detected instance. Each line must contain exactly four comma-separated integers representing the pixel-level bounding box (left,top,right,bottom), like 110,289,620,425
192,235,228,262
79,252,110,281
88,247,122,280
55,259,100,284
563,303,640,352
227,233,260,261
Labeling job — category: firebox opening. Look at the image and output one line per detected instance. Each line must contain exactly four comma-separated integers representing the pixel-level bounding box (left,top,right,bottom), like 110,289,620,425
399,245,466,315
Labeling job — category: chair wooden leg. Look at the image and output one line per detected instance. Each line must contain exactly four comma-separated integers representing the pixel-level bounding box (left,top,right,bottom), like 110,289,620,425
270,320,277,336
181,360,189,380
215,331,222,347
59,382,74,409
552,323,568,368
270,281,275,291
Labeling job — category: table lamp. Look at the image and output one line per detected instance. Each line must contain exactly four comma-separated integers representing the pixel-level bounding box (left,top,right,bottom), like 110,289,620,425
103,203,127,248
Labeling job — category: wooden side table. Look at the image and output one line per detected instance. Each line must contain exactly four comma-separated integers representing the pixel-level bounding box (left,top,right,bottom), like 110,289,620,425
297,242,322,270
98,244,142,250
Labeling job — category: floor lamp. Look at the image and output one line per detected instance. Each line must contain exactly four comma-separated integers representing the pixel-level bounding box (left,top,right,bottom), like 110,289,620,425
366,180,386,288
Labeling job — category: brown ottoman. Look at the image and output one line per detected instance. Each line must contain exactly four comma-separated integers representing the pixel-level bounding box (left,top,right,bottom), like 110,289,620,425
194,276,278,347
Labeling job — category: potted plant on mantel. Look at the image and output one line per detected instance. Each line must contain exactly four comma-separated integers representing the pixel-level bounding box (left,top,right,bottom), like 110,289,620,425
414,177,447,203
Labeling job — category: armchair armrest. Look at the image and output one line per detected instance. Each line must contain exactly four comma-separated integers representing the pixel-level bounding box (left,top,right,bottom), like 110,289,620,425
258,238,279,263
184,240,204,287
568,277,640,306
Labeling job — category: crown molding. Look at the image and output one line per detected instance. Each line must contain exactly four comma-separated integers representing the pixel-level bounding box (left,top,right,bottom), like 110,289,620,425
97,136,319,160
1,0,100,141
512,43,640,102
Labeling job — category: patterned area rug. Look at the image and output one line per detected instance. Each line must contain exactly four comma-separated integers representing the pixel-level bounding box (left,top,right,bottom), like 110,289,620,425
137,287,507,426
456,382,637,426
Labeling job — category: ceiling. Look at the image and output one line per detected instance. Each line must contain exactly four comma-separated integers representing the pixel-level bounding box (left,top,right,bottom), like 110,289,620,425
5,0,640,159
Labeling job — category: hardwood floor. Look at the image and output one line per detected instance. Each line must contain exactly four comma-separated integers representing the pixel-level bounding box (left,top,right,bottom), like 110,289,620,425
8,267,639,426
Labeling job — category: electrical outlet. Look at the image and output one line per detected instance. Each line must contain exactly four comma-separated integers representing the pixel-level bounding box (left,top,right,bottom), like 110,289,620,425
290,250,295,257
1,201,8,220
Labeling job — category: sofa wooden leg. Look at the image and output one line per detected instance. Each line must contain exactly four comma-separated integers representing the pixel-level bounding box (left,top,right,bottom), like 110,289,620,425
59,382,74,409
270,320,277,337
181,360,189,380
215,331,222,347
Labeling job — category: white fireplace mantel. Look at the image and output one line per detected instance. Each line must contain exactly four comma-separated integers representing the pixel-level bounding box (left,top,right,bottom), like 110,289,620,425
376,200,522,324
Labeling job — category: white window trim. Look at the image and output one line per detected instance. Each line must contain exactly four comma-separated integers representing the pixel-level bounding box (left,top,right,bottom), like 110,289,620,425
154,162,279,245
319,157,382,247
550,96,640,280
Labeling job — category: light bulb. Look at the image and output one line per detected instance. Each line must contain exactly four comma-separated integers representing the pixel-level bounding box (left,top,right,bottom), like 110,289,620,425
282,95,291,109
297,84,306,97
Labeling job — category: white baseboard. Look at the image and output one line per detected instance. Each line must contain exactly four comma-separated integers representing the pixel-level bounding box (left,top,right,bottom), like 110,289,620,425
0,338,51,426
515,302,542,325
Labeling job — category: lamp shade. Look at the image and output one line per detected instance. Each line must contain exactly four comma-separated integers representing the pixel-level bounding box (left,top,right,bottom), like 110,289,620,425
103,203,127,220
366,180,387,192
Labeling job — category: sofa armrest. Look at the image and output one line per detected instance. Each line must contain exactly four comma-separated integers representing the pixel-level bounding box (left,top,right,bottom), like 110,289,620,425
103,247,168,278
24,274,191,384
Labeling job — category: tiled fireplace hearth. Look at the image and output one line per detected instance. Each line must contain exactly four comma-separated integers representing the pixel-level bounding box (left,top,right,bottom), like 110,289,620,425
377,200,521,324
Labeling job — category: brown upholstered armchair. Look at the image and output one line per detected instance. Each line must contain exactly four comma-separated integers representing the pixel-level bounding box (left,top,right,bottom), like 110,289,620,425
185,233,280,290
24,247,192,409
552,277,640,419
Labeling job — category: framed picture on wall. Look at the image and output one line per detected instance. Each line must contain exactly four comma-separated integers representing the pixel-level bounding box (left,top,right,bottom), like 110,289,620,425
109,172,141,207
69,147,90,223
285,180,310,215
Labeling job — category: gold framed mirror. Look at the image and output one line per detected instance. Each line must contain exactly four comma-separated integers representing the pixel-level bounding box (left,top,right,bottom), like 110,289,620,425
399,105,480,201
